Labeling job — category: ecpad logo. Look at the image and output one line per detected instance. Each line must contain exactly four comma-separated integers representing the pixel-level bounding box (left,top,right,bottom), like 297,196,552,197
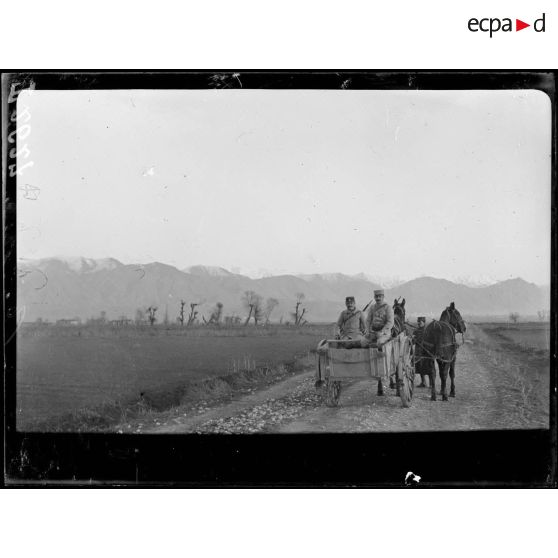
468,13,546,37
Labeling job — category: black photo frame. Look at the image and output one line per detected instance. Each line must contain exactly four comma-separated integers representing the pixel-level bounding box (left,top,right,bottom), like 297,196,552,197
3,71,556,487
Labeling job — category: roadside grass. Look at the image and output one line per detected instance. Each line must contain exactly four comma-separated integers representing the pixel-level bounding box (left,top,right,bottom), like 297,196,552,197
470,323,549,425
476,323,550,356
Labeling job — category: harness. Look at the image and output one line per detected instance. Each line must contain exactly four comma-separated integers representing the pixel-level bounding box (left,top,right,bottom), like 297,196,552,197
413,320,461,364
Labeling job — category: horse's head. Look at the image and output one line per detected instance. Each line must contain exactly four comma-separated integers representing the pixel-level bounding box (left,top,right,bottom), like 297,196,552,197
441,302,466,334
393,298,406,321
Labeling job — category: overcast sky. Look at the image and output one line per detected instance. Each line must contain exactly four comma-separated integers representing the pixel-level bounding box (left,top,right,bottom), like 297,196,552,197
17,88,551,284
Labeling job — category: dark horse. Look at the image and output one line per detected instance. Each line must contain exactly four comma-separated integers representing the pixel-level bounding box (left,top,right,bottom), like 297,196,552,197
392,298,406,337
421,302,466,401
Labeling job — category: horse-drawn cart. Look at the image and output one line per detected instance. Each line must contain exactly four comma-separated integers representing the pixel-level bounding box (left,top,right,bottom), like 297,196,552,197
315,332,415,408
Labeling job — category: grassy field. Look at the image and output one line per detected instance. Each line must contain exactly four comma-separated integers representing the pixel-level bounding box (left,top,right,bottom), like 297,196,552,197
16,324,333,430
473,322,550,429
476,322,550,352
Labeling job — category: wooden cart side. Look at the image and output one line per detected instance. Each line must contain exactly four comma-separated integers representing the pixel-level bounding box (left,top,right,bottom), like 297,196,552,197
328,343,392,379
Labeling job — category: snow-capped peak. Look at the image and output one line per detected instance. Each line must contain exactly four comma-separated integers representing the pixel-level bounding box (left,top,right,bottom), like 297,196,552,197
297,273,352,283
451,274,501,288
21,256,123,273
184,265,234,277
356,273,407,288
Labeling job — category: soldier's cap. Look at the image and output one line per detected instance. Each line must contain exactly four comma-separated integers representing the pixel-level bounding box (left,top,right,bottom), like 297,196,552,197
417,316,426,323
345,296,355,303
373,289,384,296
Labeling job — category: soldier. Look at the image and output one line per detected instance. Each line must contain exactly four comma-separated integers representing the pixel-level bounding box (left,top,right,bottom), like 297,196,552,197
336,296,366,340
413,316,431,387
363,289,394,347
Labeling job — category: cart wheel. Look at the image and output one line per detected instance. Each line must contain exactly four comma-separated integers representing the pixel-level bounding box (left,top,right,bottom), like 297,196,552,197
325,380,342,407
398,339,415,408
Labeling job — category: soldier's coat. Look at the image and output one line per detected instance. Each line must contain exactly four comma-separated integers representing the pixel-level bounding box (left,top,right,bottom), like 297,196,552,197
366,301,394,333
336,309,366,339
363,301,395,345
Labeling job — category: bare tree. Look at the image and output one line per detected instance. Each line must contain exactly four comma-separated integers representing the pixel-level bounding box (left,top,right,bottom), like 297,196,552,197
264,297,279,325
242,291,263,326
178,300,187,326
187,303,199,326
208,302,224,325
147,306,158,326
293,293,307,326
509,312,520,324
253,301,264,325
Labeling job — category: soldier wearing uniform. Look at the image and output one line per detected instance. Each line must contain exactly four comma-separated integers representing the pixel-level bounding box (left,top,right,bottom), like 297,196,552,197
336,296,366,340
363,289,394,347
413,316,426,343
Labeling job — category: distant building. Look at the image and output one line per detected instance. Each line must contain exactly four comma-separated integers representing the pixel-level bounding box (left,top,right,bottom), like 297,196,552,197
56,318,81,326
109,318,133,326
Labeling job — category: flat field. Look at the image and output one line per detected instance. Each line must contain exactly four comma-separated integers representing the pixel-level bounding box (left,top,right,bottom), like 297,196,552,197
478,322,550,352
16,324,332,429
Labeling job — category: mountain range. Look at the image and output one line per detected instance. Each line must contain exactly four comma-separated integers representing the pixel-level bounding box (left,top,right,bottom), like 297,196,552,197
16,257,550,323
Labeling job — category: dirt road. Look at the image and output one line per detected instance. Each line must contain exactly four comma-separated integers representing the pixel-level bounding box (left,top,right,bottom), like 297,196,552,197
146,325,549,434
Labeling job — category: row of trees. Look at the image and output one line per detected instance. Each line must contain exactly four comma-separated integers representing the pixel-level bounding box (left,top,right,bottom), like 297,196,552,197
123,291,309,327
242,291,308,326
31,291,311,328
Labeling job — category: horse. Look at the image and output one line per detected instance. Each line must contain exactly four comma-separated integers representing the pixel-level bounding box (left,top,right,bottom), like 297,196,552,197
421,302,466,401
392,298,406,337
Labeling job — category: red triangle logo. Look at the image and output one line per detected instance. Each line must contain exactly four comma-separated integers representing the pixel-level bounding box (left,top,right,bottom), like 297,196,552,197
516,19,530,31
